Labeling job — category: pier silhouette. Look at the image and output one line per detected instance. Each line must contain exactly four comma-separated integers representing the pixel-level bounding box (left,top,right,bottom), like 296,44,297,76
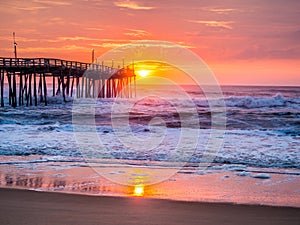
0,57,136,107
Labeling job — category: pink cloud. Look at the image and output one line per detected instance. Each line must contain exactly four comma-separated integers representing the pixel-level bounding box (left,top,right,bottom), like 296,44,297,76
114,0,155,10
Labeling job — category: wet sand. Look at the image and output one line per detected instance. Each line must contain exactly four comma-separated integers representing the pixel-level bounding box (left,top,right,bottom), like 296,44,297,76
0,188,299,225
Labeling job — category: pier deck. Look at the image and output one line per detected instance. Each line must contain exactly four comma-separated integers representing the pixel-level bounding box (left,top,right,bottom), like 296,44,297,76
0,57,136,107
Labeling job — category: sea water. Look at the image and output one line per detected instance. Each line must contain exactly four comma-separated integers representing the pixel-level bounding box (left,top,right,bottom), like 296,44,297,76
0,85,299,206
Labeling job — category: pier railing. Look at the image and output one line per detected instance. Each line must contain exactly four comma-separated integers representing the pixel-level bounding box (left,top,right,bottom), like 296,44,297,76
0,57,90,72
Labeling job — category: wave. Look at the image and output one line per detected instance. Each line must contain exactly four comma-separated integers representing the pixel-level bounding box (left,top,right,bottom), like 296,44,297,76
224,93,299,109
0,123,298,169
169,93,300,110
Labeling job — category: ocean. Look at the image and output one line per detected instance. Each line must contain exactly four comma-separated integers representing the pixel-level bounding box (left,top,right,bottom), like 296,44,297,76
0,85,299,206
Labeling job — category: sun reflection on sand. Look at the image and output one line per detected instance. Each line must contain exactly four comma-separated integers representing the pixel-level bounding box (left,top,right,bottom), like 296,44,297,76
127,170,151,197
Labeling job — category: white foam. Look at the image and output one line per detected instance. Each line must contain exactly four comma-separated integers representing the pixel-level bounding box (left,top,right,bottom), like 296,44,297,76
225,93,288,108
237,171,251,177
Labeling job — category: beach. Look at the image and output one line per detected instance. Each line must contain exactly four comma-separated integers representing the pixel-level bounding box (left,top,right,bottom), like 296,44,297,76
0,188,299,225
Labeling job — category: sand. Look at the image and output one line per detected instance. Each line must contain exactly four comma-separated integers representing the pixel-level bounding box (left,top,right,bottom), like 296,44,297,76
0,188,299,225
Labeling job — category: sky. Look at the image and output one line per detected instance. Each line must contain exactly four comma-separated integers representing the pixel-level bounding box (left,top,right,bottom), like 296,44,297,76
0,0,299,85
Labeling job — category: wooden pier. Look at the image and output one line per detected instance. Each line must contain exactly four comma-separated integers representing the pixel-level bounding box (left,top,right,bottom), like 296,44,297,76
0,57,136,107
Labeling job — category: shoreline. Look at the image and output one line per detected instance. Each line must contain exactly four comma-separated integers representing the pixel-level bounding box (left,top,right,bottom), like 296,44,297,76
1,188,299,225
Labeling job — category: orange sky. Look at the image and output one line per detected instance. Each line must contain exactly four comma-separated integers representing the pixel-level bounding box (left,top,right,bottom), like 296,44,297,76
0,0,299,85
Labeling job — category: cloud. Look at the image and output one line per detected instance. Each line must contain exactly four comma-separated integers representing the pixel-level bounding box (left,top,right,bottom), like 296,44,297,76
0,45,88,54
33,0,71,6
187,20,234,29
48,37,123,43
124,29,150,37
91,43,124,48
15,6,48,11
91,39,137,48
209,8,237,14
47,37,135,49
0,36,38,42
56,36,102,41
86,27,104,31
11,0,71,11
114,0,155,10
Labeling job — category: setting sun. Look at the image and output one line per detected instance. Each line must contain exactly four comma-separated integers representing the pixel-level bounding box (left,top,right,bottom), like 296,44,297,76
136,70,151,77
133,185,145,196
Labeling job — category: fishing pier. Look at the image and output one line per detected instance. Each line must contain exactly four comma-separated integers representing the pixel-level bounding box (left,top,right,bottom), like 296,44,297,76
0,57,136,107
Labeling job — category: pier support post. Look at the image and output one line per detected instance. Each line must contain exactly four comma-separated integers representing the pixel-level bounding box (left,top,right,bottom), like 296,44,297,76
70,75,75,97
39,74,43,102
19,73,23,106
0,70,4,107
53,75,55,97
12,73,17,108
7,73,12,105
76,77,80,98
34,73,37,106
61,72,66,102
29,74,32,106
43,73,47,106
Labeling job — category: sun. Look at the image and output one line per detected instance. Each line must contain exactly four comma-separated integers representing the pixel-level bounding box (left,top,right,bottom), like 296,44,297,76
133,185,144,196
136,70,151,77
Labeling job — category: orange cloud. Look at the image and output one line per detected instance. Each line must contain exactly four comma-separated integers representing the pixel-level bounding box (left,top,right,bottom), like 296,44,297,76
114,0,155,10
15,6,48,11
8,0,70,11
208,8,237,14
56,36,101,41
18,45,88,53
187,20,234,29
86,27,104,31
124,29,150,37
33,0,71,6
0,36,38,42
91,43,124,48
